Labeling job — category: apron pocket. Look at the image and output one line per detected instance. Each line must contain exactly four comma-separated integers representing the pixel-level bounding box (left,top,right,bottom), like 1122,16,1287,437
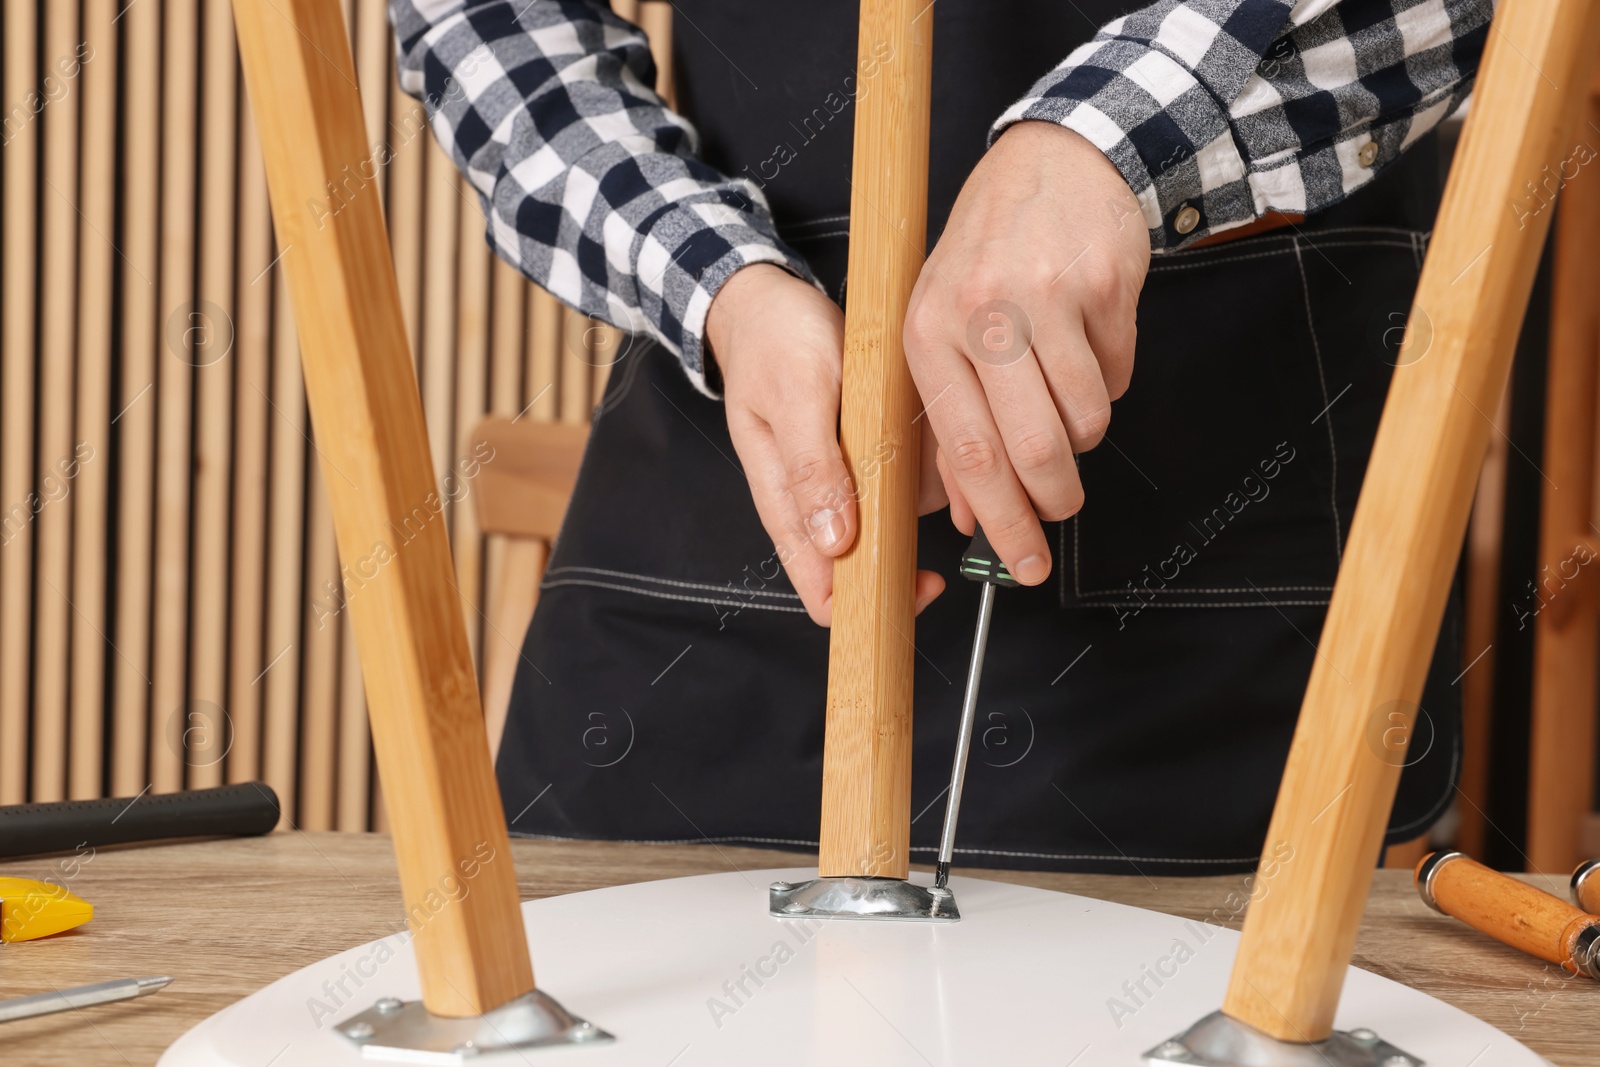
1064,227,1426,621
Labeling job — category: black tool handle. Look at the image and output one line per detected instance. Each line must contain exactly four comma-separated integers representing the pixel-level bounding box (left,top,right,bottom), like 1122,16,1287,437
0,782,280,859
958,524,1021,587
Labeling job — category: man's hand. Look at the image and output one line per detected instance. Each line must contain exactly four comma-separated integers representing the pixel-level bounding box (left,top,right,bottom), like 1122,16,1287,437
709,263,945,625
904,122,1151,586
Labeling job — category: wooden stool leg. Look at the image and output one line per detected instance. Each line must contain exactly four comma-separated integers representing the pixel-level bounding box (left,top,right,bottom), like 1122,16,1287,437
1219,0,1600,1040
231,0,533,1016
1528,97,1600,872
817,0,933,880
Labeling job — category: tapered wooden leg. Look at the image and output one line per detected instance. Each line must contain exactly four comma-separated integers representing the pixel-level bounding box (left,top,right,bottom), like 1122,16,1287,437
231,0,534,1016
1527,95,1600,874
817,0,933,880
1221,0,1600,1039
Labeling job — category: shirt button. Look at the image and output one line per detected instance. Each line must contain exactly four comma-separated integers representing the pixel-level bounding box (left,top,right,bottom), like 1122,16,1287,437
1358,140,1379,168
1174,204,1200,235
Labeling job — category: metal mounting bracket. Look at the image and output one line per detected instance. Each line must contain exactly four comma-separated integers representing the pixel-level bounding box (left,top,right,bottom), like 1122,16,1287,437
1144,1011,1422,1067
335,989,613,1063
768,876,960,922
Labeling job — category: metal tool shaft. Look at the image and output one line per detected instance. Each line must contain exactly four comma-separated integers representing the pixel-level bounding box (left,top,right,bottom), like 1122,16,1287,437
0,975,170,1024
935,580,996,888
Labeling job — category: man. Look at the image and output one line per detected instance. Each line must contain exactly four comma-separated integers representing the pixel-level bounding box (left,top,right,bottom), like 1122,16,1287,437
392,0,1487,872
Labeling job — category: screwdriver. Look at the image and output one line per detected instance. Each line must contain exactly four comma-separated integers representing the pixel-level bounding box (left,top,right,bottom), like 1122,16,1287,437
934,524,1023,889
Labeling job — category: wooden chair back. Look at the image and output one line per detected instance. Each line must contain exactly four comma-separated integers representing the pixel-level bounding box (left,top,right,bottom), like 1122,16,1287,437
470,417,588,758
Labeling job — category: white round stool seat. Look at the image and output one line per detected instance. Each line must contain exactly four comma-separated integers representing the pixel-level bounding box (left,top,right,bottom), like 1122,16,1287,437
159,868,1549,1066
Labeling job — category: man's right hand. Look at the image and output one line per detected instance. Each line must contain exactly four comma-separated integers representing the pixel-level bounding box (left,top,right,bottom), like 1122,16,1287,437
708,263,945,626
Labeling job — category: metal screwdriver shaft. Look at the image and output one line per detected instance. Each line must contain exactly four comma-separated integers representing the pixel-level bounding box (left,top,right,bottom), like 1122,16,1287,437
0,976,171,1024
935,525,1020,889
936,579,995,888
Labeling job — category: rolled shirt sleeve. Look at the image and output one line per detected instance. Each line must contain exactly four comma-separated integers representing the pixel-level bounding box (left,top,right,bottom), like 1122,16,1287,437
993,0,1493,250
390,0,816,396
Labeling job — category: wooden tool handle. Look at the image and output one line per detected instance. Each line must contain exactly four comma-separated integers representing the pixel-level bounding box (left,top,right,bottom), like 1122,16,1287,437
1418,851,1600,978
1220,0,1600,1039
816,0,933,880
1574,859,1600,914
231,0,533,1016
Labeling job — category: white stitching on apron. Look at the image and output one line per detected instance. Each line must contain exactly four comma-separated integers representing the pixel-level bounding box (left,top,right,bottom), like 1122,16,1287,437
545,564,803,599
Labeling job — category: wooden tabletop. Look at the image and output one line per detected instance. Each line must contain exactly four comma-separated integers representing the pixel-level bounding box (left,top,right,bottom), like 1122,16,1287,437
1,833,1594,1066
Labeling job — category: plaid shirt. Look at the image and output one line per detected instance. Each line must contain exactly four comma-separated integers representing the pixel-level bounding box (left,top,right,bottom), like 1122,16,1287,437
391,0,1490,394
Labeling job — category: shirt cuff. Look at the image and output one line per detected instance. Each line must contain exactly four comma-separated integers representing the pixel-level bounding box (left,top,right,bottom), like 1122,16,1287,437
635,200,818,399
990,37,1253,252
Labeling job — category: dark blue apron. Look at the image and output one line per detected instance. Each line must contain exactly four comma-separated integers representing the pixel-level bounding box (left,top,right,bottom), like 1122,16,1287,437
494,0,1462,874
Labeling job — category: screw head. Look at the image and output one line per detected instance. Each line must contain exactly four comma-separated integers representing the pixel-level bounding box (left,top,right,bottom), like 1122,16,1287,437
1382,1058,1412,1067
1349,1028,1377,1042
770,881,794,893
375,997,403,1014
453,1039,480,1058
345,1022,375,1040
1155,1039,1188,1060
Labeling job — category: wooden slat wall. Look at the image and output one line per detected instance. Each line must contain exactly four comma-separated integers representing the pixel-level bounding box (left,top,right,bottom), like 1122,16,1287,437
0,1,674,824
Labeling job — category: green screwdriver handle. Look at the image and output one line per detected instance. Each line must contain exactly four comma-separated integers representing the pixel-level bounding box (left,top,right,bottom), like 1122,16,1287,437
958,524,1021,587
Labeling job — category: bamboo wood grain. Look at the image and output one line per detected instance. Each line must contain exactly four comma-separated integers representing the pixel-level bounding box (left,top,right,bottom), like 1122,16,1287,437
491,261,526,418
263,270,308,828
69,0,119,800
482,260,528,742
151,0,200,797
110,0,162,798
1384,834,1430,871
338,610,370,831
638,2,676,107
486,282,566,746
612,0,640,23
0,0,38,805
526,288,562,421
454,201,493,663
483,540,546,759
1419,852,1600,976
1528,113,1600,870
1457,384,1512,860
231,0,536,1013
342,0,387,824
388,75,426,359
228,103,275,787
1221,0,1600,1038
191,0,242,792
423,145,461,487
356,0,389,172
817,0,932,880
351,15,387,847
560,307,593,425
469,419,588,541
593,325,622,402
1542,536,1600,627
300,468,341,832
33,0,84,805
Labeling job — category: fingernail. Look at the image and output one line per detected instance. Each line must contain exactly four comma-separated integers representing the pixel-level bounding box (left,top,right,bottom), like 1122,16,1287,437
808,508,846,552
1014,554,1049,585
